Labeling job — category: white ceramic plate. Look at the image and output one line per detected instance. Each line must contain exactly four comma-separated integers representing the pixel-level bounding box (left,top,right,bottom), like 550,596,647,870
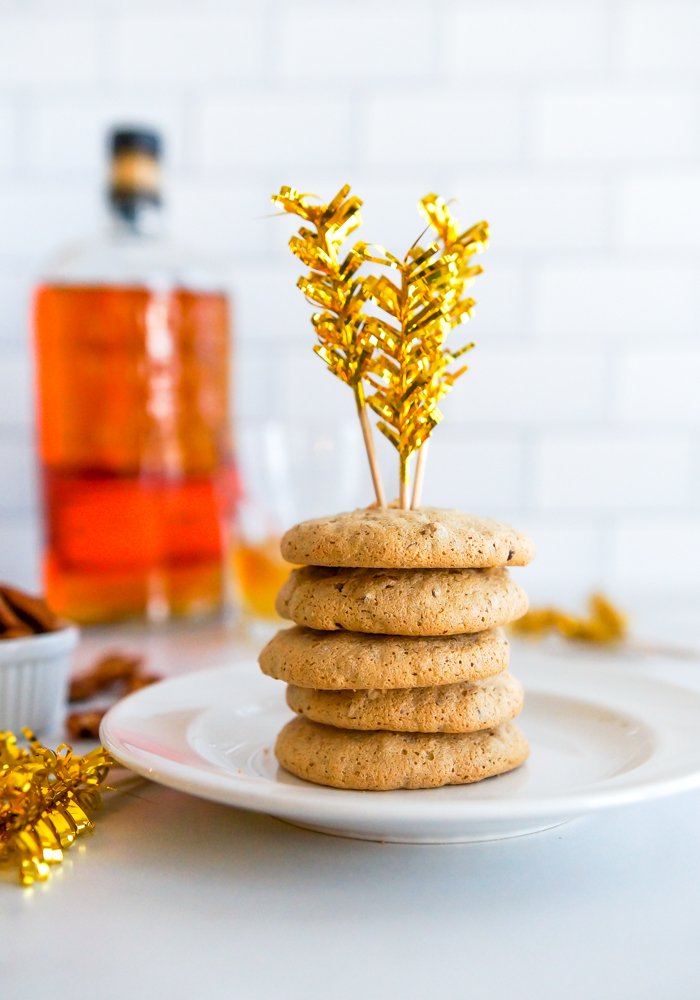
100,658,700,843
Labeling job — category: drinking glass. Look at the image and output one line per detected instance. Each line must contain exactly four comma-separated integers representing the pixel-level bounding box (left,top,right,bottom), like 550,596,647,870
232,418,370,620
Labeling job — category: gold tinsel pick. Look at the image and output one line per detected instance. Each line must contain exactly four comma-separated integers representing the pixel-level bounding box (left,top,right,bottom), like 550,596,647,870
510,593,628,644
362,196,489,508
0,729,113,885
272,185,386,506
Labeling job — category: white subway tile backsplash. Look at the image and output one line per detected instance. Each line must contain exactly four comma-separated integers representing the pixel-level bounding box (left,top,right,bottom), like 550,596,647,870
610,517,700,595
621,2,700,74
0,103,14,172
0,356,32,426
29,97,187,173
169,181,269,255
0,0,694,603
446,4,608,76
0,268,34,343
536,263,699,342
443,350,607,423
461,264,527,342
279,349,357,421
619,351,700,422
234,342,275,423
535,434,693,510
0,15,99,86
365,94,522,166
198,95,352,169
0,185,101,256
231,261,313,342
420,429,525,513
620,175,700,249
534,87,695,161
279,7,432,80
0,439,37,512
111,13,265,85
452,175,607,250
326,175,460,260
508,519,605,604
0,517,40,592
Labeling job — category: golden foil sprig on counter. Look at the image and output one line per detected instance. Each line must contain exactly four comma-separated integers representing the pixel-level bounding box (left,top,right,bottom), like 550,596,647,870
272,185,386,507
0,730,113,885
361,197,489,509
510,593,628,644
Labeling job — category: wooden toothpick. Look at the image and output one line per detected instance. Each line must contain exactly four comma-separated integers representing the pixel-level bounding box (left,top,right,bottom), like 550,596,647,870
411,441,429,510
399,452,412,509
358,404,386,508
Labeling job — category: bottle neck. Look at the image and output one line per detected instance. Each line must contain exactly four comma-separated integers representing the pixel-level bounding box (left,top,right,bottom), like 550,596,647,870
108,196,163,240
108,146,163,239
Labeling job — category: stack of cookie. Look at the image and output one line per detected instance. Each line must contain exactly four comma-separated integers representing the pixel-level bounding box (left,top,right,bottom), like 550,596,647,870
258,507,535,791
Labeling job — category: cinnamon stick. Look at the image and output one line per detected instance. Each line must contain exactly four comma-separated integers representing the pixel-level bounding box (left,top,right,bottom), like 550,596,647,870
0,585,60,633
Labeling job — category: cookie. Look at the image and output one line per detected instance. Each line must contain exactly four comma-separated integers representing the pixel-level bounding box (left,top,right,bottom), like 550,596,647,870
259,626,509,689
286,671,523,733
275,716,529,790
280,506,535,569
275,566,528,635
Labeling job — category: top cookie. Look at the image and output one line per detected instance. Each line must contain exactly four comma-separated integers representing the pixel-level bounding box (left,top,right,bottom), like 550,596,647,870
280,506,535,569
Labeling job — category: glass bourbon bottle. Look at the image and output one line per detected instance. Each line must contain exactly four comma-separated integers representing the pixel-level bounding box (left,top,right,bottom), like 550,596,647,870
34,128,235,623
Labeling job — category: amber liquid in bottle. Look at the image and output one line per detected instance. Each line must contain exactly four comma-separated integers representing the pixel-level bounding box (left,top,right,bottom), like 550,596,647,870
35,284,233,623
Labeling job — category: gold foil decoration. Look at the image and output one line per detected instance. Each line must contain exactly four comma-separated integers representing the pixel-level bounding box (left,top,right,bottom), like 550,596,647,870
362,197,488,508
510,593,628,644
0,730,113,885
418,194,489,328
272,186,488,508
272,185,386,506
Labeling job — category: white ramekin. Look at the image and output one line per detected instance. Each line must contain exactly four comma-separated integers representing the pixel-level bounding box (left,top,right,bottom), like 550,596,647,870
0,625,79,736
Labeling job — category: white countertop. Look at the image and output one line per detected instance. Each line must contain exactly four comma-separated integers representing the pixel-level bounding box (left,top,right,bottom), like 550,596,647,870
2,610,700,999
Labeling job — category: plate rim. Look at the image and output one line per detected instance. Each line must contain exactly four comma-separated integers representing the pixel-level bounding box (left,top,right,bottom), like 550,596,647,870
100,660,700,823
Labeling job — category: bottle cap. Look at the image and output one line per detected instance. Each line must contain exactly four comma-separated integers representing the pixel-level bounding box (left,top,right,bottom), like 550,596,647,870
110,128,161,159
108,126,161,213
